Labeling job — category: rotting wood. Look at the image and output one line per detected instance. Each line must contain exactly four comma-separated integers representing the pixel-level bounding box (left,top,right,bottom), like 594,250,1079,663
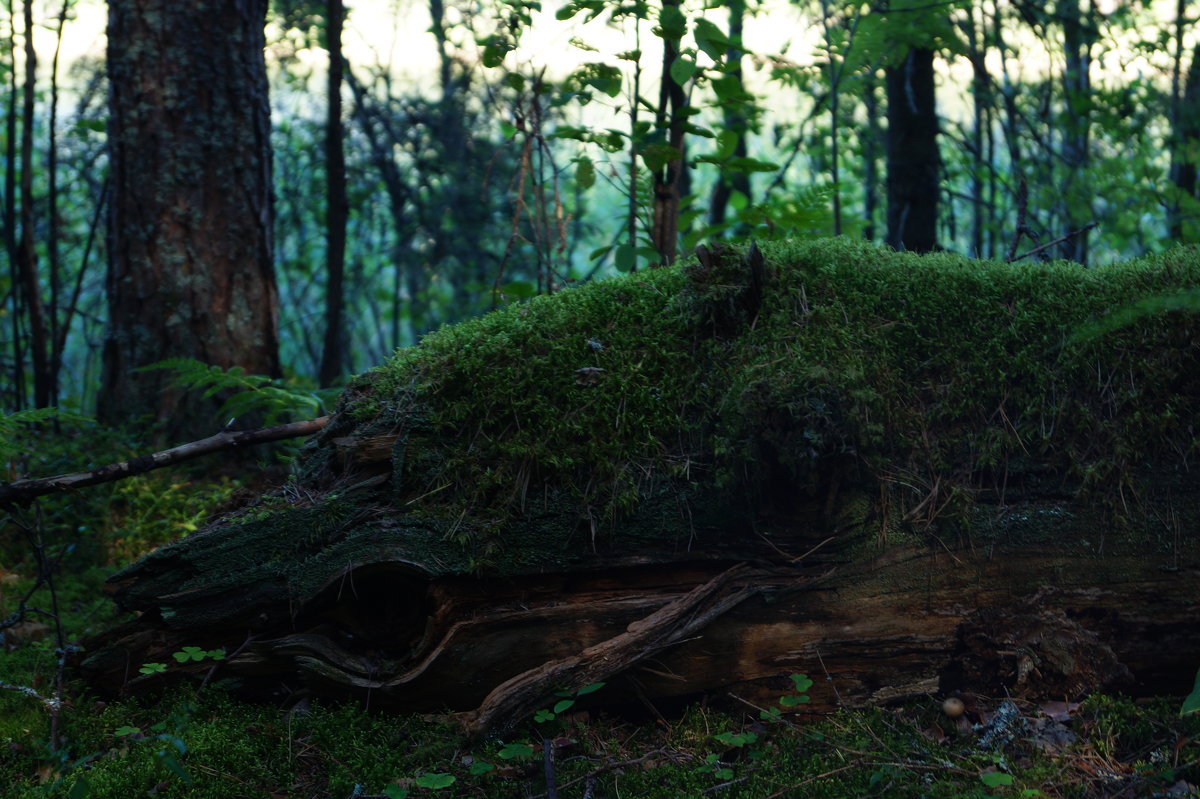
455,563,759,737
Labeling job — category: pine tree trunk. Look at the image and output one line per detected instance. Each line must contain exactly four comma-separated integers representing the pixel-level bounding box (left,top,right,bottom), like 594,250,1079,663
100,0,280,440
885,48,939,253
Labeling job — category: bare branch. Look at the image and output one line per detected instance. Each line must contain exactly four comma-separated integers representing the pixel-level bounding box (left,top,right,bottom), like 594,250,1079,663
0,416,330,507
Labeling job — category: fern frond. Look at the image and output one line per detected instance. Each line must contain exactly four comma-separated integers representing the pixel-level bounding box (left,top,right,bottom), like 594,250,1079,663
139,358,332,427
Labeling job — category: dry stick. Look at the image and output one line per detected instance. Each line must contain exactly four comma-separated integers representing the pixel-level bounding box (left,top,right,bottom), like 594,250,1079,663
1008,221,1099,263
1004,176,1030,261
456,563,759,738
531,749,681,799
0,416,330,507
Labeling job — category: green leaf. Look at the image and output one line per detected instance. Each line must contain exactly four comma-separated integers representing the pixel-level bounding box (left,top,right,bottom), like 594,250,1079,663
716,129,738,159
980,772,1014,787
576,157,596,189
533,709,556,723
725,156,779,173
614,244,636,272
114,726,141,737
656,4,686,40
383,786,410,799
711,74,746,102
779,694,810,707
482,38,512,68
175,646,207,662
669,55,696,86
693,18,729,61
1182,667,1200,716
415,773,456,790
499,742,535,759
500,280,536,299
641,143,682,172
714,731,757,747
504,73,526,92
789,673,814,692
576,681,605,696
553,698,575,714
156,751,193,786
73,118,106,134
469,761,495,775
138,663,167,675
68,778,90,799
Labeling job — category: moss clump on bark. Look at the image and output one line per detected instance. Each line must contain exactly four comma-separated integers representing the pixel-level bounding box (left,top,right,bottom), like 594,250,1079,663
113,238,1200,598
335,238,1199,554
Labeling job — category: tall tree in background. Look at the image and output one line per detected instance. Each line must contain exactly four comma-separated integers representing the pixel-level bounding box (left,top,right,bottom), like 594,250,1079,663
15,0,51,407
318,0,347,387
100,0,281,439
708,0,752,229
650,0,689,265
1171,44,1200,240
1057,0,1093,263
885,46,939,252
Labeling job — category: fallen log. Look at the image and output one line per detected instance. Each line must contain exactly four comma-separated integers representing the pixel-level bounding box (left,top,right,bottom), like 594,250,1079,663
80,239,1200,730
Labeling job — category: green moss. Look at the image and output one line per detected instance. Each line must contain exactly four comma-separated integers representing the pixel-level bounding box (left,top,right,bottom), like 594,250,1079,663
326,239,1200,565
104,239,1200,593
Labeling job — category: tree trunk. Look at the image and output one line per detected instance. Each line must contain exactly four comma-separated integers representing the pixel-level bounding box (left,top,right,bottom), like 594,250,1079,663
708,0,751,231
17,0,51,408
1058,0,1093,263
650,0,687,266
100,0,280,441
886,48,939,253
319,0,347,388
1171,45,1200,240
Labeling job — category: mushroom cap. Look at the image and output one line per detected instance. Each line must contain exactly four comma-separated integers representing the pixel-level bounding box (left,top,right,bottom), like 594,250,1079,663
942,697,966,718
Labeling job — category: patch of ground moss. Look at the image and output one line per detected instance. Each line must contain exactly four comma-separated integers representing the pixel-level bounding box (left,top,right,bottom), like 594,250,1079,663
6,680,1196,798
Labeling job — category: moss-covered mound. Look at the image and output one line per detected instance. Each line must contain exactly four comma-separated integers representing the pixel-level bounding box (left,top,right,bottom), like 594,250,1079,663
108,238,1200,615
333,236,1197,543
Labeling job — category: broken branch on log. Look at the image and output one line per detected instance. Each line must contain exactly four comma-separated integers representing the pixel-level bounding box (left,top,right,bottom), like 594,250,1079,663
455,563,760,738
0,416,330,507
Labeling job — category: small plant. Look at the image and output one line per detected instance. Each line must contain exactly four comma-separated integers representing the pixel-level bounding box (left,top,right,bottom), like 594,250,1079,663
761,672,813,721
534,680,605,724
172,646,225,664
139,646,225,675
383,772,457,797
1181,667,1200,717
138,357,337,426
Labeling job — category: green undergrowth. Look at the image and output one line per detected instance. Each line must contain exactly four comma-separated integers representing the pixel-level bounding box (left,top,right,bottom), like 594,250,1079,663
333,238,1200,560
2,679,1197,798
1,417,244,569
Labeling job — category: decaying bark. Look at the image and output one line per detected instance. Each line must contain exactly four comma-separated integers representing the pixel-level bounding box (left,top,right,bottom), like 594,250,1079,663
78,241,1200,732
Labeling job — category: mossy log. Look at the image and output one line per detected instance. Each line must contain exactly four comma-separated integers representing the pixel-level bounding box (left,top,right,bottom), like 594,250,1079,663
81,240,1200,730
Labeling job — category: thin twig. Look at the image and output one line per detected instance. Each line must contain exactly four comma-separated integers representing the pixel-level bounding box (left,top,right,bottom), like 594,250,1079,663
1008,221,1098,263
0,416,330,506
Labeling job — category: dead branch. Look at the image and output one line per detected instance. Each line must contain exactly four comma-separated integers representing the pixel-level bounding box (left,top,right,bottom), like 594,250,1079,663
0,416,330,507
455,563,759,738
1008,221,1098,263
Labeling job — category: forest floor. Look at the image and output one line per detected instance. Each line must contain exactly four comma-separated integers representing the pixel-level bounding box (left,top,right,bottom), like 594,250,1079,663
1,436,1198,799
